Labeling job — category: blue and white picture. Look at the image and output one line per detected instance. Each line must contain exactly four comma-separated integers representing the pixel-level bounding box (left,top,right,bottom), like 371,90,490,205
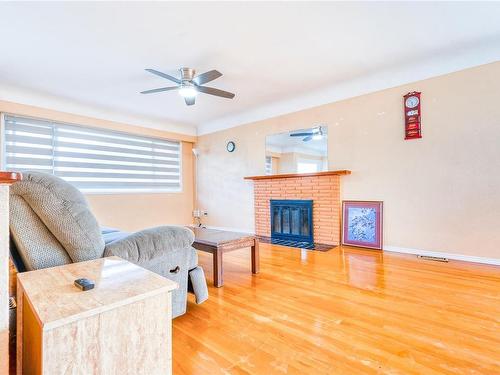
347,207,376,242
342,201,383,249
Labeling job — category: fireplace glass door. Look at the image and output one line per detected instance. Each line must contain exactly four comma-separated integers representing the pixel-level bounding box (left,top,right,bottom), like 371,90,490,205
270,200,313,243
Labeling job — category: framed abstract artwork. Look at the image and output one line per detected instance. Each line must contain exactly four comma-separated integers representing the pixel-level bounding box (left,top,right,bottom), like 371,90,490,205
342,201,383,250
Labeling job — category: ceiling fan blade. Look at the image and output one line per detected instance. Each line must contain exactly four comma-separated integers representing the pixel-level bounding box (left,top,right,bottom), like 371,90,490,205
140,87,178,94
290,132,313,137
184,96,195,106
145,69,181,84
196,85,235,99
192,70,222,86
303,136,313,142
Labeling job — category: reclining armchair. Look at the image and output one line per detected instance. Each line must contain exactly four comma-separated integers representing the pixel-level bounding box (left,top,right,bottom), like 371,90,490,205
9,172,208,318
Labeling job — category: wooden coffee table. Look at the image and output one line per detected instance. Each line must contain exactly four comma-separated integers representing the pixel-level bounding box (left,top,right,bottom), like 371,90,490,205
190,227,259,287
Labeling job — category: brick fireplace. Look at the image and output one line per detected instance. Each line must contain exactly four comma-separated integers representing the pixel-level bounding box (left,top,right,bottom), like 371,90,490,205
245,170,351,245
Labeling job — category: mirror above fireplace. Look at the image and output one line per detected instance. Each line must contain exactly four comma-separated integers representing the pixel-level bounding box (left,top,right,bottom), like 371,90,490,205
265,126,328,175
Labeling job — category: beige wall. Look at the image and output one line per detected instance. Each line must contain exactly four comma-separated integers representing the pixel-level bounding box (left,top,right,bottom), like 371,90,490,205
197,62,500,260
0,101,195,231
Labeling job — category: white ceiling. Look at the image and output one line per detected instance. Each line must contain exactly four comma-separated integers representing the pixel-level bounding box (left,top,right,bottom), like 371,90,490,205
0,2,499,136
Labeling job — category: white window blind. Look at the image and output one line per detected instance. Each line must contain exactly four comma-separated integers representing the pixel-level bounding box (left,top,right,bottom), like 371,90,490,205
2,114,182,193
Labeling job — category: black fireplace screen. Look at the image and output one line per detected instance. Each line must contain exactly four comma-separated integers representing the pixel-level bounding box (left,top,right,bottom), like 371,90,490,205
270,199,313,243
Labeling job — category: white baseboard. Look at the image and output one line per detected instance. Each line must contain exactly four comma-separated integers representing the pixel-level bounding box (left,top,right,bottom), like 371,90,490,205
384,245,500,266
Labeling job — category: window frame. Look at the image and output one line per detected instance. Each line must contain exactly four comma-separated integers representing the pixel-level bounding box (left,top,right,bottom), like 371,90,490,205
0,112,184,195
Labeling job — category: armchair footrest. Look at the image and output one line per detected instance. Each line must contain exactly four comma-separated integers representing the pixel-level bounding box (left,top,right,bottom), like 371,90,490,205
189,266,209,304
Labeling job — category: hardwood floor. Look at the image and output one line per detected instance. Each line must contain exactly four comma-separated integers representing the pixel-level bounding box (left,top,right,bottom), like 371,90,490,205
174,243,500,374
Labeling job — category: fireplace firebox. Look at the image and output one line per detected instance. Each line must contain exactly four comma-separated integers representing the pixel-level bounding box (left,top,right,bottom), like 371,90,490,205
270,199,313,243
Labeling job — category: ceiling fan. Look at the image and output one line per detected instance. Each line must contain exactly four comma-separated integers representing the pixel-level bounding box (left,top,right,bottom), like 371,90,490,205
290,126,324,142
140,67,235,106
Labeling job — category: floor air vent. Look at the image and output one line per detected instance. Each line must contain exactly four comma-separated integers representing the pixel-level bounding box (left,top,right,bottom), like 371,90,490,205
9,297,17,309
417,255,449,262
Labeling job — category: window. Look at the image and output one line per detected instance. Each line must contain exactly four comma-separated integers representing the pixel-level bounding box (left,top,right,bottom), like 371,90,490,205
265,156,272,175
1,114,182,193
296,159,321,173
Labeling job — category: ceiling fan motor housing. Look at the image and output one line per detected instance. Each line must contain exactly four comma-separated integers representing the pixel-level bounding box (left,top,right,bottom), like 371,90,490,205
180,67,196,82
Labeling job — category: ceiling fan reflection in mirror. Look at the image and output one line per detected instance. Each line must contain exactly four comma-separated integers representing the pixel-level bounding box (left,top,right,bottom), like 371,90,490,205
290,126,324,142
140,67,235,106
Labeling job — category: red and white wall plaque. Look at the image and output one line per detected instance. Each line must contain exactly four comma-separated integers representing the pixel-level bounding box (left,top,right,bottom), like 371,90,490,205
403,91,422,139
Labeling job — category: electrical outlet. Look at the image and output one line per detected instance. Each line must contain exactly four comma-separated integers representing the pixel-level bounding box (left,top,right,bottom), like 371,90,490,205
202,210,208,216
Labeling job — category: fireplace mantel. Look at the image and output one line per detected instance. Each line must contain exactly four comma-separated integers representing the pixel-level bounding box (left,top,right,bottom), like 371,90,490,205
244,170,351,181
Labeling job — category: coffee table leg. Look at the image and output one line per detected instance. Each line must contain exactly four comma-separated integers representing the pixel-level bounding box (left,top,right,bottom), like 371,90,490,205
251,240,260,274
213,248,223,287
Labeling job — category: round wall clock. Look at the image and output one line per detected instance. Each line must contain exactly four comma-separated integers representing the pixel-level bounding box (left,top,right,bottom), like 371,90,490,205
226,141,236,153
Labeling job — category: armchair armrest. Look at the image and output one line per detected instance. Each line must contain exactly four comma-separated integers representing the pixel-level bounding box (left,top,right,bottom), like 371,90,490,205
104,226,194,264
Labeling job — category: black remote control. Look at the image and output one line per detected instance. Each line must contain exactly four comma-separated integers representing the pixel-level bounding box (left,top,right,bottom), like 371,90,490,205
74,278,95,291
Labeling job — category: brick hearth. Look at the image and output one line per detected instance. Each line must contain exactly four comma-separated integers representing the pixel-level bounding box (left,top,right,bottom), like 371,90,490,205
245,171,350,245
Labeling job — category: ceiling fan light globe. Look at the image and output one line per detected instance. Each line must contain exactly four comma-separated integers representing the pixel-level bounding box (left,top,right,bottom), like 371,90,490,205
179,86,197,98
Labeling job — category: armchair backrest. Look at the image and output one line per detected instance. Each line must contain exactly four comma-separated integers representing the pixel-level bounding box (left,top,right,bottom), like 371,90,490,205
9,172,105,271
